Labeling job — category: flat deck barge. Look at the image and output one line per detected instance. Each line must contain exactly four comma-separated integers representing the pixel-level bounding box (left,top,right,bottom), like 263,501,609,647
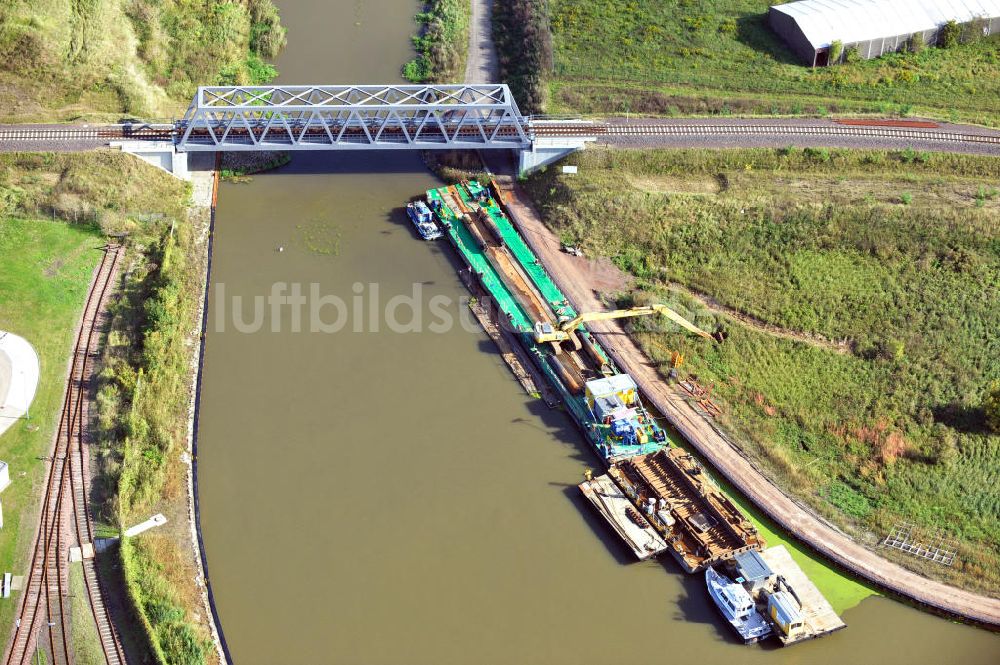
758,545,847,645
610,448,764,572
579,474,668,560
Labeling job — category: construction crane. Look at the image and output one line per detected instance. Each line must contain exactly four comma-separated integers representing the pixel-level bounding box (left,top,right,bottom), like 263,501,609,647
533,304,720,345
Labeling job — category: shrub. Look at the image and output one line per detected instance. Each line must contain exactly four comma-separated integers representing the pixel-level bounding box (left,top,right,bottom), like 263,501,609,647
246,0,287,58
829,40,843,64
402,56,433,83
908,33,926,54
939,20,960,49
898,147,931,164
494,0,553,113
986,383,1000,433
718,18,737,36
926,425,959,464
964,17,989,43
804,147,831,163
900,191,913,205
402,1,469,83
244,54,277,84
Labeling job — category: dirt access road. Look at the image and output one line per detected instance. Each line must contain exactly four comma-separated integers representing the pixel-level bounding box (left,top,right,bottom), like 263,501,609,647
497,179,1000,628
464,0,498,84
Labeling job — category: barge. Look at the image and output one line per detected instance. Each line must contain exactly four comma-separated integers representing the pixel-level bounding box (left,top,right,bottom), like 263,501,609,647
426,180,667,464
414,179,842,645
609,448,764,573
757,546,847,645
579,473,668,560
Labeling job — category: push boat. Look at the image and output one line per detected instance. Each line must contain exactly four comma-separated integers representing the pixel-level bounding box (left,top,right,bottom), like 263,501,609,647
705,565,773,644
406,200,443,240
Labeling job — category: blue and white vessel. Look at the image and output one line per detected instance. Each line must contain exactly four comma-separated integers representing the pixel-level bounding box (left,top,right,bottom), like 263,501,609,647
706,566,773,644
407,200,443,240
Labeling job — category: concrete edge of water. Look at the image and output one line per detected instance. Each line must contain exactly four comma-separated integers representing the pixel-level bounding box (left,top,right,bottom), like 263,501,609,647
185,155,234,665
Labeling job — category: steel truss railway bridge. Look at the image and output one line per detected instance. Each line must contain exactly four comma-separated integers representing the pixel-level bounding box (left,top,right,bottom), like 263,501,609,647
3,83,998,177
123,83,596,175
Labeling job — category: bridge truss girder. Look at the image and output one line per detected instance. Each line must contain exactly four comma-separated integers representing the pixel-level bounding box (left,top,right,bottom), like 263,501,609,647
177,84,531,151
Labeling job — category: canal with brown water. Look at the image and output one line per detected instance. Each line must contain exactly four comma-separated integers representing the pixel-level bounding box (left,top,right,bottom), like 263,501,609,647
195,2,1000,663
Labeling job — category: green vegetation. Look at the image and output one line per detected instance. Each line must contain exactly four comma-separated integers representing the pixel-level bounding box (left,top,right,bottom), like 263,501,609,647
220,152,291,181
107,219,199,517
986,383,1000,434
0,215,102,637
70,563,106,665
939,20,961,50
0,0,286,122
494,0,552,113
0,151,209,662
403,0,470,83
524,147,1000,594
0,154,191,617
94,172,210,661
829,40,843,65
545,0,1000,124
121,537,210,663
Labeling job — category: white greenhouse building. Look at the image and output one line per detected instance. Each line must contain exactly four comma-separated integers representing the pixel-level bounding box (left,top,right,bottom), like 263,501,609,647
768,0,1000,66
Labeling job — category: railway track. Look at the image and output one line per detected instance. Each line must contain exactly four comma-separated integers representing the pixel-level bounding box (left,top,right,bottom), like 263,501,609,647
4,244,125,665
2,120,997,148
592,123,1000,145
0,127,172,142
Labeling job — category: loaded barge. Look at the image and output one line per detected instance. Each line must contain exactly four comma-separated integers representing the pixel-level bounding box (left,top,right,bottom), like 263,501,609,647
413,179,844,645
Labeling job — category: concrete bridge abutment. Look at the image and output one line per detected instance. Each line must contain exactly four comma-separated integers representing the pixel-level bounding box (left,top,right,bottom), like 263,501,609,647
113,141,190,179
518,137,594,175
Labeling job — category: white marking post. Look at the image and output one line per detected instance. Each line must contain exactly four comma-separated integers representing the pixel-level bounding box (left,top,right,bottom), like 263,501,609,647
124,513,168,538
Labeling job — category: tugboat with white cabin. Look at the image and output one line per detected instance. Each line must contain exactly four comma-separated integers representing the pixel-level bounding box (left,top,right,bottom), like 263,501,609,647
406,200,443,240
706,564,774,644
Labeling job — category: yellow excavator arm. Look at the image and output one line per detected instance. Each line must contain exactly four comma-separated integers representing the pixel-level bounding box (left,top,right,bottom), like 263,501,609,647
533,304,717,344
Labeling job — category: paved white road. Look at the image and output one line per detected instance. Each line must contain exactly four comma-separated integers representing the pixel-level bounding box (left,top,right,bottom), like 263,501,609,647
0,331,39,439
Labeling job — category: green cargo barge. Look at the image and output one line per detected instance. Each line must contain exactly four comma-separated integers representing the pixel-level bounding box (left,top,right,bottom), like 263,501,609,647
425,180,669,462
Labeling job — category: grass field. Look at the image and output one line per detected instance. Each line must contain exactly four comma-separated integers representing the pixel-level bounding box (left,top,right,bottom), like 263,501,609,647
0,0,285,122
523,147,1000,595
0,216,102,641
546,0,1000,125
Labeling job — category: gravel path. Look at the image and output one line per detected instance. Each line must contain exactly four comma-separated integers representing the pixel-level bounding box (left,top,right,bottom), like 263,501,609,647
464,0,498,84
